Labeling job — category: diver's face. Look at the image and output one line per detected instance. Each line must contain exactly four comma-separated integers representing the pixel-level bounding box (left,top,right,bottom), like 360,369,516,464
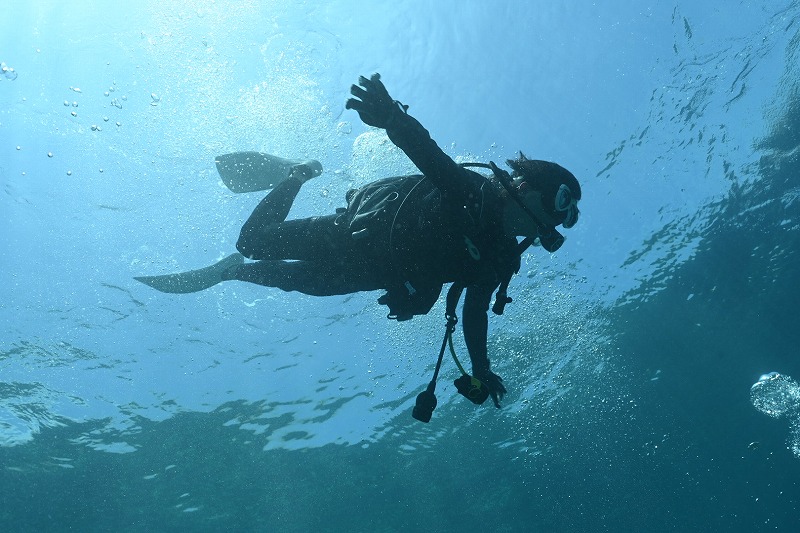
513,178,562,228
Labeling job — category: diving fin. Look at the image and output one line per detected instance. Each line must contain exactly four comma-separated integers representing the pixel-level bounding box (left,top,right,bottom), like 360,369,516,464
215,152,322,193
134,253,245,294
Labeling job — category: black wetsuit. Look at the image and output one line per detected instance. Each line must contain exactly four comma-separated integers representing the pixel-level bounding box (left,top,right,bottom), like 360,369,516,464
233,111,520,374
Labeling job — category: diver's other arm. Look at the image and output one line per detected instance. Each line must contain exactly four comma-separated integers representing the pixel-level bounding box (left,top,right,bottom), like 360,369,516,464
462,285,507,408
346,73,471,199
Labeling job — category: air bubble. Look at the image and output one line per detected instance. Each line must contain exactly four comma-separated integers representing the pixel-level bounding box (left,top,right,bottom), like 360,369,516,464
47,152,53,158
337,121,352,135
1,62,17,81
752,373,797,418
751,372,800,457
66,170,72,176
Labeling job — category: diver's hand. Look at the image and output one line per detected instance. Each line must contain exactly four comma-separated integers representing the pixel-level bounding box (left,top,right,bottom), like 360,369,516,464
475,369,507,408
345,73,405,129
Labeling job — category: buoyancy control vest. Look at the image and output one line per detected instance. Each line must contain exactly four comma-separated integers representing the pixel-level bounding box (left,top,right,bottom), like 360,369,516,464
338,166,524,321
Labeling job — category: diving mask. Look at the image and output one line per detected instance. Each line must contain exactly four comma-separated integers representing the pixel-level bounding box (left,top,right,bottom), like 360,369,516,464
555,183,580,229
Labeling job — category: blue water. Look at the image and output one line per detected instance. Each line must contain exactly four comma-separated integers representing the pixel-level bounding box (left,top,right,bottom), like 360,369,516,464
2,1,800,531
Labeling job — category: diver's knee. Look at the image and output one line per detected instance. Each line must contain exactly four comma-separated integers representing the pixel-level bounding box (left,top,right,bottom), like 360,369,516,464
236,233,256,259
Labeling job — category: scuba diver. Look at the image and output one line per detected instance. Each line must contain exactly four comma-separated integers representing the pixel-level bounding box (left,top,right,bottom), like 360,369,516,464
135,73,582,421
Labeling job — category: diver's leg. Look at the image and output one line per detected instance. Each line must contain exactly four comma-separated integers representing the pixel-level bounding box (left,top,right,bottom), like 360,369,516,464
237,214,346,261
237,164,328,259
238,176,303,255
224,259,383,296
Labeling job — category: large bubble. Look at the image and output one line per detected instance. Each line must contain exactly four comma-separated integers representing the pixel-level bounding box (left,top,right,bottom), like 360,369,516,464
347,130,416,184
750,372,800,457
751,372,799,417
1,62,17,81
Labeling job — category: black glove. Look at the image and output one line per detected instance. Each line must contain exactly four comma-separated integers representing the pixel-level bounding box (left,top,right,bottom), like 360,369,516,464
345,73,405,129
474,369,507,408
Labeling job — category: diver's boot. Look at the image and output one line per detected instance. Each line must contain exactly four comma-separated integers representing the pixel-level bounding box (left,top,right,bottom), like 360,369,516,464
289,160,323,184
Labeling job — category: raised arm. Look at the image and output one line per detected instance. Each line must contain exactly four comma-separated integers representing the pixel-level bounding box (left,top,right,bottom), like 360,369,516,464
346,73,474,200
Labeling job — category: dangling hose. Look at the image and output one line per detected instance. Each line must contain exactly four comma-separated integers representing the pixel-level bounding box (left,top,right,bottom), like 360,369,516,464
411,282,492,422
411,313,456,423
431,314,458,385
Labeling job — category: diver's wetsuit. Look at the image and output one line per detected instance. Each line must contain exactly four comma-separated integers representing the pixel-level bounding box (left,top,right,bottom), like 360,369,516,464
232,110,520,374
233,176,388,296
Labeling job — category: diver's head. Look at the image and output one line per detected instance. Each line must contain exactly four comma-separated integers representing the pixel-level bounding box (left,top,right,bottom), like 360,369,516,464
506,152,581,230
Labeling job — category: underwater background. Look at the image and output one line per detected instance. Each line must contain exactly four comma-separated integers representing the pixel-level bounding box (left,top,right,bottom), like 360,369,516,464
2,1,800,531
